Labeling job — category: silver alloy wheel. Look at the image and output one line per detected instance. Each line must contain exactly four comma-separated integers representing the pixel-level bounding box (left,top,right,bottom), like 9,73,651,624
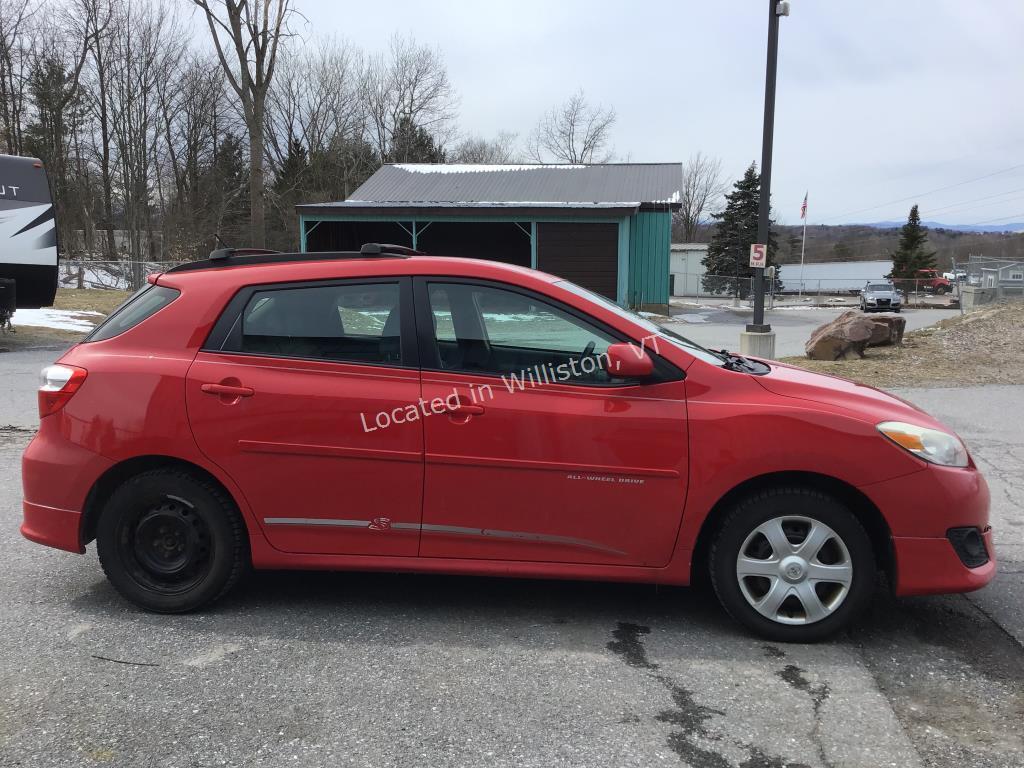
735,515,853,625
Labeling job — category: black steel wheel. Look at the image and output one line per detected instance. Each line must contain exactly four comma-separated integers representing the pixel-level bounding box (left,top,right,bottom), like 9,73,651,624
97,469,247,612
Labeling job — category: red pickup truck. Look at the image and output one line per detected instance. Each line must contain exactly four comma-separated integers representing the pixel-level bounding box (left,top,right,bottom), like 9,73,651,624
914,269,953,295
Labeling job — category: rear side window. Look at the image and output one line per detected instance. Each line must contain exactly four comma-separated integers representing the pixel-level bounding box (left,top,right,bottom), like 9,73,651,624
84,285,180,342
228,282,403,365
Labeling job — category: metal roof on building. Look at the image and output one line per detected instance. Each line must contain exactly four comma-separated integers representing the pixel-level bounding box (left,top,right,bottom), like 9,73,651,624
297,163,683,217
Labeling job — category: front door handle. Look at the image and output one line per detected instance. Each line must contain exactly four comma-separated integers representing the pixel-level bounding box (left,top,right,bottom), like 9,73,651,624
451,404,485,415
201,383,254,398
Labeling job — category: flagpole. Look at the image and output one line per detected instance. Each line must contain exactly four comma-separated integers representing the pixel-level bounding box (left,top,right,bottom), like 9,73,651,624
798,194,808,297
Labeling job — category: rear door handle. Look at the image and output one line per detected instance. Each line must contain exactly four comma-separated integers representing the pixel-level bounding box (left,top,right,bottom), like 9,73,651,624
444,402,485,416
200,383,254,397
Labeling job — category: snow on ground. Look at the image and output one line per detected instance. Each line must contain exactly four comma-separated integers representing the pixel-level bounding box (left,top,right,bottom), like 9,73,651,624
13,308,102,331
675,314,710,323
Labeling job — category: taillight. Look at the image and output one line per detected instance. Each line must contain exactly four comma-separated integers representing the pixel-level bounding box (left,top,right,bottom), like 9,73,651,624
38,364,87,417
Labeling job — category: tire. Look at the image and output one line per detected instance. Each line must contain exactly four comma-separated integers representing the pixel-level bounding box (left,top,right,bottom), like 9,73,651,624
935,286,947,296
97,469,248,613
894,307,901,313
709,487,876,642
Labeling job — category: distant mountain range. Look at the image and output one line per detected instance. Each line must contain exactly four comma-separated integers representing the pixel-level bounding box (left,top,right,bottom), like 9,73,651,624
862,220,1024,234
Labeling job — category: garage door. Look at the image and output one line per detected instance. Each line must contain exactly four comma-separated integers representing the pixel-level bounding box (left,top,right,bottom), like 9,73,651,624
537,222,618,300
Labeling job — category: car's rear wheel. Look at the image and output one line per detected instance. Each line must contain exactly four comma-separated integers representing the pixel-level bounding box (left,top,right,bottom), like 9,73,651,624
97,469,247,612
710,487,875,642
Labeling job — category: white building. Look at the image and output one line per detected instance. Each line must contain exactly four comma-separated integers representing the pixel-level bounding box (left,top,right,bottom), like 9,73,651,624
670,243,708,296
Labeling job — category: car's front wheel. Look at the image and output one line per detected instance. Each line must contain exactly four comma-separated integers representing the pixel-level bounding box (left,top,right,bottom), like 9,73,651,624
97,469,248,612
710,487,876,642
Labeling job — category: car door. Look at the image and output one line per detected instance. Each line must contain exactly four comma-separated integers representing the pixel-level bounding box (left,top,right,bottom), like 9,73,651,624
186,277,423,556
414,278,689,567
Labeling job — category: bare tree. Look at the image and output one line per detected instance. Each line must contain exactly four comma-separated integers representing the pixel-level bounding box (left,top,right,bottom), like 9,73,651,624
450,132,518,164
191,0,294,247
675,152,727,242
23,1,104,253
0,0,36,154
80,0,117,260
108,0,179,285
362,33,457,162
527,89,616,164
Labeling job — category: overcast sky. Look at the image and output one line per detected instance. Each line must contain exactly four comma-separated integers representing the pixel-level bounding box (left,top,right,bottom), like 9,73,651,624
266,0,1023,227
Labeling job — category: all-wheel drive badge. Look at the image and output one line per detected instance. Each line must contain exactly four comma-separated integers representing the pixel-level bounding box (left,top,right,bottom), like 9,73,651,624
369,517,392,531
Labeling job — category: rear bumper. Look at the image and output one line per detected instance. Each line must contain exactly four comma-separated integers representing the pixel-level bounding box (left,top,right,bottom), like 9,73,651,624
21,501,85,553
21,421,113,553
892,528,995,596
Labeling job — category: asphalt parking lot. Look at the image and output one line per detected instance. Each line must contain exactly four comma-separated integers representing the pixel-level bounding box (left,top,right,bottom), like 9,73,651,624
663,303,954,358
0,347,1021,768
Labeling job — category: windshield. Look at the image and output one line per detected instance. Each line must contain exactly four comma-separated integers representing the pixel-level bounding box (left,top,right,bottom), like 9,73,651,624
554,279,727,366
867,284,892,291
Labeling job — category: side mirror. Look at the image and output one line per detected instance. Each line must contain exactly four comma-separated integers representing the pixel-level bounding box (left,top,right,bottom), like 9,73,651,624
605,342,654,379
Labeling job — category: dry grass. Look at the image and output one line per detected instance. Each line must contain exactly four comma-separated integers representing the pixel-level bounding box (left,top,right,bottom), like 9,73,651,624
778,301,1024,388
0,288,130,352
52,288,131,315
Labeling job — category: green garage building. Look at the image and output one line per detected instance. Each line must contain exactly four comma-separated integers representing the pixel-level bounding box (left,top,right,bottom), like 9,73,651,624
296,163,681,312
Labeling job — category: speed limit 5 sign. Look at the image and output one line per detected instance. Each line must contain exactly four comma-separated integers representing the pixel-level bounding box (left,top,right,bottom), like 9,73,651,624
749,243,767,268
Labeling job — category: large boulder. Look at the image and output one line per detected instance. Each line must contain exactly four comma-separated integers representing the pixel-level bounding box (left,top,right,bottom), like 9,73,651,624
805,310,877,360
867,312,906,347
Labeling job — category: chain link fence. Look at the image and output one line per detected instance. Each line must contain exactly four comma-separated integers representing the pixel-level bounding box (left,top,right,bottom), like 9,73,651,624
59,260,186,291
670,271,963,302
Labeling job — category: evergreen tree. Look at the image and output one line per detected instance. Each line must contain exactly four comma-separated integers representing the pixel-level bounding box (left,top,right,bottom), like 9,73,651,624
701,163,779,298
888,204,936,278
832,242,854,262
191,131,249,253
268,138,310,250
386,115,445,163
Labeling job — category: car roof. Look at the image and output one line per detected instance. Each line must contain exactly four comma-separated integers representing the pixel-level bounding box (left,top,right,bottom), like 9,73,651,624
157,252,560,291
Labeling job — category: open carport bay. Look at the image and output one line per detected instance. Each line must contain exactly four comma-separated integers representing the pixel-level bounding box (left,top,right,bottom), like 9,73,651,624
0,345,1021,768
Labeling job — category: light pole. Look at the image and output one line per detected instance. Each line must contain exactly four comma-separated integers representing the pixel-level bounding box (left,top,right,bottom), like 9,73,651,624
741,0,789,358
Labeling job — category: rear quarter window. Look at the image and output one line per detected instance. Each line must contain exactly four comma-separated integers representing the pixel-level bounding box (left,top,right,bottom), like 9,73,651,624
84,285,180,342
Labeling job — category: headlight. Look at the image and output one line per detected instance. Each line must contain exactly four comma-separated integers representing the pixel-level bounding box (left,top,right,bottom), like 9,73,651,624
877,421,968,467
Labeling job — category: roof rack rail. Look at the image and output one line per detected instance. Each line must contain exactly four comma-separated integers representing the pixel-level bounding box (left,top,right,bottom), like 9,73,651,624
209,247,281,261
164,244,426,274
360,242,423,256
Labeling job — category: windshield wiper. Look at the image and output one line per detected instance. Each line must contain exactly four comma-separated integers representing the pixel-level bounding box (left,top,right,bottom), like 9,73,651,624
714,349,767,373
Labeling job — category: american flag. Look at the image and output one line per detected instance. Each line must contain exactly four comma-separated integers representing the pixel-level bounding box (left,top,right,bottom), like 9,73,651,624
800,192,808,219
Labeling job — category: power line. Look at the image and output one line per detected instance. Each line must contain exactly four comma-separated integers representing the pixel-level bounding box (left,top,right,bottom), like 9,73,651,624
816,163,1024,223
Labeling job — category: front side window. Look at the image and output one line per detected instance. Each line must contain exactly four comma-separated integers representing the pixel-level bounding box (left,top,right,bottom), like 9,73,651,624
235,282,402,365
554,278,725,366
427,282,616,383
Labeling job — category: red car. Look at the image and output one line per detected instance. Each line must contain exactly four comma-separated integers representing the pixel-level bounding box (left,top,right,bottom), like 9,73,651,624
21,245,994,641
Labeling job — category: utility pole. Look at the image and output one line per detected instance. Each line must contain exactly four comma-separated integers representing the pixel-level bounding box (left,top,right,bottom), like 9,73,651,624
741,0,789,359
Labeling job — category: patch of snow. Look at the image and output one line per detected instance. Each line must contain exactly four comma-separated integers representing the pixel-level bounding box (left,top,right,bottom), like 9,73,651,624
13,308,101,331
676,314,710,324
393,163,587,174
652,190,681,204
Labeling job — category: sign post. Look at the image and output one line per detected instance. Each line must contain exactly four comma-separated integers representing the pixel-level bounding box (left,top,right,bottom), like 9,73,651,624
740,0,786,360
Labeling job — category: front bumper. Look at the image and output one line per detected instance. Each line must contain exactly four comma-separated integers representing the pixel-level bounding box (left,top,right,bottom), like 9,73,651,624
892,528,994,595
859,463,995,596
